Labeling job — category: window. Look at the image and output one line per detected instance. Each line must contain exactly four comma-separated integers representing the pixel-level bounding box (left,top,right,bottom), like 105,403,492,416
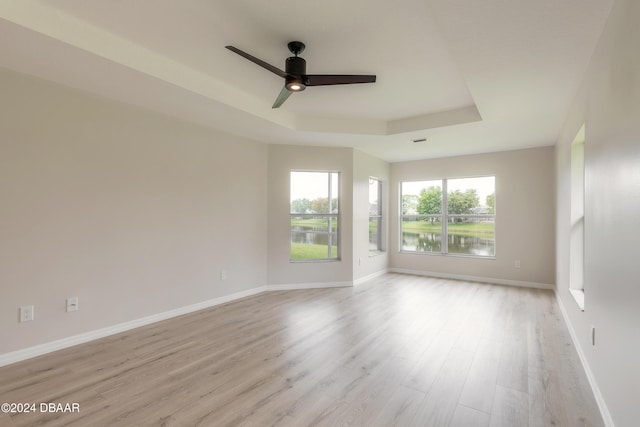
369,178,383,253
570,125,585,310
401,176,495,257
290,171,339,260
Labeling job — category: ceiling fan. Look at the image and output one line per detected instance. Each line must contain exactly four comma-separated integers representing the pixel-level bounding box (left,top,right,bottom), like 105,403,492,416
225,41,376,108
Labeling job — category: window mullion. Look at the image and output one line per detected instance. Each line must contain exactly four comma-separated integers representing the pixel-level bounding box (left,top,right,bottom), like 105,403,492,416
328,174,333,258
377,180,383,251
442,179,448,254
328,216,332,258
328,173,333,212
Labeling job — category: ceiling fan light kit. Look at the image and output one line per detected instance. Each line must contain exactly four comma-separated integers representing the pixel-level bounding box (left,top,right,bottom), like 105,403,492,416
225,41,376,108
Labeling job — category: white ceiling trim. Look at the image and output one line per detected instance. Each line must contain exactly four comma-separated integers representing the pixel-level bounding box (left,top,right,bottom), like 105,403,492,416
0,0,294,128
0,0,481,137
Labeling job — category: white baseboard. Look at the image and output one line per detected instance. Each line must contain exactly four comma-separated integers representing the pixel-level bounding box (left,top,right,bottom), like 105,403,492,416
0,286,267,367
265,281,353,291
389,268,555,290
0,279,366,367
555,292,615,427
353,269,390,286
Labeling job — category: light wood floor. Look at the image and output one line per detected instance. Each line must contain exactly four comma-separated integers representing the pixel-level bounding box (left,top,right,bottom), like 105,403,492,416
0,274,603,426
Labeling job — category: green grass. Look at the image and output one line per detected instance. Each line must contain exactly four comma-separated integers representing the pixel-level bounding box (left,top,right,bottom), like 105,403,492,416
290,218,338,231
291,218,327,227
402,221,494,238
290,243,338,259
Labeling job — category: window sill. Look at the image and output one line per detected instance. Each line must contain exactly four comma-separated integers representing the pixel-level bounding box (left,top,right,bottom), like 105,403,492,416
289,258,341,263
399,250,496,260
368,251,386,257
569,288,585,311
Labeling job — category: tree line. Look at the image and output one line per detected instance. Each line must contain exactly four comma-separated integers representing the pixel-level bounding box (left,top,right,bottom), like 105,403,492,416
403,187,495,221
292,188,495,218
291,197,339,214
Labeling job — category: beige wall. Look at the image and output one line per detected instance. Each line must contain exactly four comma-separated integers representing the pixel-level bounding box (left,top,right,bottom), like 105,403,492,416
555,0,640,425
390,147,556,286
267,144,354,286
353,150,390,281
0,68,268,354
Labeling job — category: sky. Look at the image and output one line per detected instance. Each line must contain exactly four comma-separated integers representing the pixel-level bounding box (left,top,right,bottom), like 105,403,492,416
290,171,339,201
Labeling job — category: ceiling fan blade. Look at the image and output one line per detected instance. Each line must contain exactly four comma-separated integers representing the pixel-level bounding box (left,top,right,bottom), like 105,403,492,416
305,74,376,86
272,86,292,109
225,46,287,78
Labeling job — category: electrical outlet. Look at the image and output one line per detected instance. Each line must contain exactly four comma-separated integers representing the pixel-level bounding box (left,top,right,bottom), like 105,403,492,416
19,305,34,322
514,260,521,268
66,297,79,312
220,270,228,281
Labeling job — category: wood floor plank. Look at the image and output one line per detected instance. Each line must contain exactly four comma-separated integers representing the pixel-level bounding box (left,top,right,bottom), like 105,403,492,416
496,291,529,393
526,289,604,427
368,385,426,426
272,392,340,427
450,404,491,427
309,356,416,427
0,412,16,427
458,338,502,413
409,348,475,426
489,385,529,427
0,274,605,426
403,328,459,394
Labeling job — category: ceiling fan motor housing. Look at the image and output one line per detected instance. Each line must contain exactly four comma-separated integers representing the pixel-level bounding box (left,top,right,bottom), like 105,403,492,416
285,56,307,91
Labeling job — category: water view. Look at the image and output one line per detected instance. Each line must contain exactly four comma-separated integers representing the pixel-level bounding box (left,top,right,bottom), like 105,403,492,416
402,231,495,256
291,226,337,246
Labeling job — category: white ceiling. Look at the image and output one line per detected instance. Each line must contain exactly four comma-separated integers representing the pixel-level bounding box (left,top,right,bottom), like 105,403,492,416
0,0,613,162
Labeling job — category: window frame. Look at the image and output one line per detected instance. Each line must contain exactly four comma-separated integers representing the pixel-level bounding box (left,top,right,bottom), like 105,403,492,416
368,177,384,254
289,170,340,262
569,125,586,310
399,175,496,258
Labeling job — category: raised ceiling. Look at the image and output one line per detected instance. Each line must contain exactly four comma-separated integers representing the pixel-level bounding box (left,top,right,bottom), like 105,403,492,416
0,0,613,162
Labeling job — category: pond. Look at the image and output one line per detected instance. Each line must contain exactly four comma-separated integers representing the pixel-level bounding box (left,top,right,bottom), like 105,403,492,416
402,232,495,256
291,225,337,246
291,225,495,257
